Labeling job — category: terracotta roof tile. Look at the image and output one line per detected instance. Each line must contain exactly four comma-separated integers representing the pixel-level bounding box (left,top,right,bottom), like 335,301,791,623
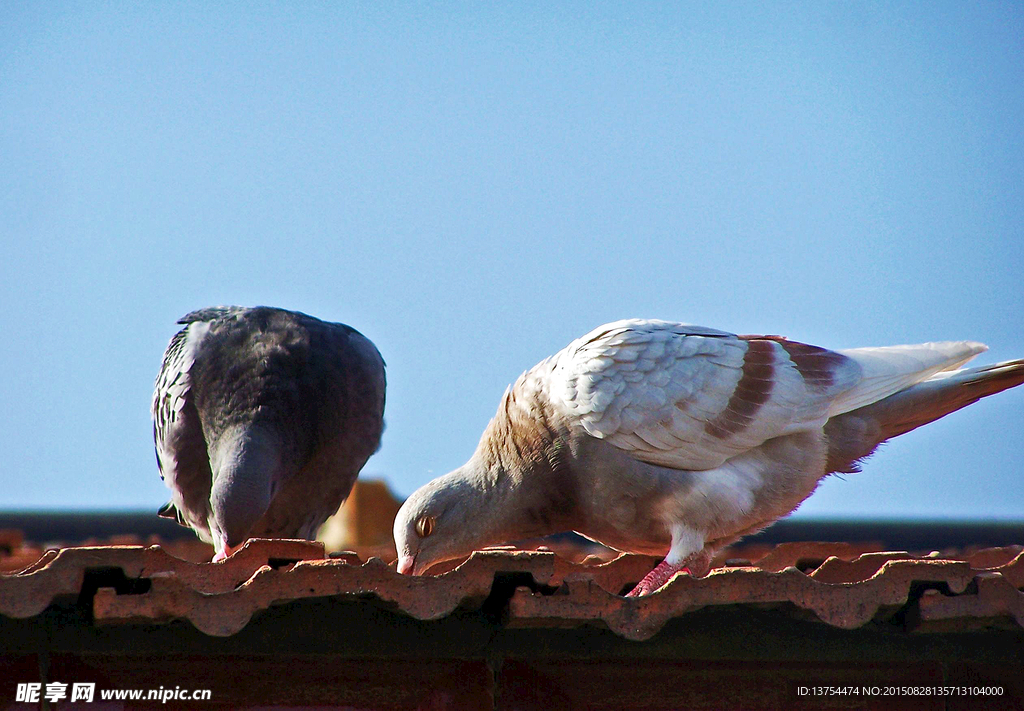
918,572,1024,630
2,537,1021,641
3,482,1021,708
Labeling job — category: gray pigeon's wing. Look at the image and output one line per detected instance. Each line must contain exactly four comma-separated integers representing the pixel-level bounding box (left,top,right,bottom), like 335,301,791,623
288,316,386,483
151,315,220,541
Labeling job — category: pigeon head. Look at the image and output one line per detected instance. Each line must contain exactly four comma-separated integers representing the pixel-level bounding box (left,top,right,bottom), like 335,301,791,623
394,379,573,575
393,463,507,575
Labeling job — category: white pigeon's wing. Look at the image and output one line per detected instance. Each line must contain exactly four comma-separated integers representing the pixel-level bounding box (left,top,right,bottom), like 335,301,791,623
545,320,864,471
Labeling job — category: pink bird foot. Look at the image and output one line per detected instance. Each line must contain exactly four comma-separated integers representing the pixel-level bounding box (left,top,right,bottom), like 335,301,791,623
625,549,713,596
625,560,692,597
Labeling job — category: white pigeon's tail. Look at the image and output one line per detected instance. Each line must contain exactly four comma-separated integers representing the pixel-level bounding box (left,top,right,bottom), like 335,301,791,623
824,358,1024,473
828,341,988,417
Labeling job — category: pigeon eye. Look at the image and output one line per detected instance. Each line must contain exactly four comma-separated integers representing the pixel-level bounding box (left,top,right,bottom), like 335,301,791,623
415,515,436,538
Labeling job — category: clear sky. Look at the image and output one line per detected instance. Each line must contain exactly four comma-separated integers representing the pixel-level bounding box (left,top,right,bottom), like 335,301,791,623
2,3,1022,519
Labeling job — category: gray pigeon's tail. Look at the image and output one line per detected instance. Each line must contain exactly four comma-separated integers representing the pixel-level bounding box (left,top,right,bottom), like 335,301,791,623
824,359,1024,474
157,501,188,527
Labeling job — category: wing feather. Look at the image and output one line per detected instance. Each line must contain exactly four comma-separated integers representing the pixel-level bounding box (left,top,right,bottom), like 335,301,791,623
545,320,862,471
151,317,215,540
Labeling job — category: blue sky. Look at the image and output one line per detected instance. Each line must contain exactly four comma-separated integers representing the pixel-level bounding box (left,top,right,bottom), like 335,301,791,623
2,3,1021,519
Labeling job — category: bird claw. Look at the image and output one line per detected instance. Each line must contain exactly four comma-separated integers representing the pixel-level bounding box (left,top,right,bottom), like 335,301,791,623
624,563,692,597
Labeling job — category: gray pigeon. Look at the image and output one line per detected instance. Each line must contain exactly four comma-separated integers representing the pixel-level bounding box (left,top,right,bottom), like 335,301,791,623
394,319,1023,595
153,306,386,561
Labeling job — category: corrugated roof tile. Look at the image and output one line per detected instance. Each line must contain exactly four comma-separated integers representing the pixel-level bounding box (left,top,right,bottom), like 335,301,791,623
508,557,983,640
2,535,1021,641
918,571,1024,630
1,538,325,618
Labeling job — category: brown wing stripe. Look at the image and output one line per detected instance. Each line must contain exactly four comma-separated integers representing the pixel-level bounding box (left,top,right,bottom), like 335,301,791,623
705,339,775,439
775,340,846,390
741,335,846,391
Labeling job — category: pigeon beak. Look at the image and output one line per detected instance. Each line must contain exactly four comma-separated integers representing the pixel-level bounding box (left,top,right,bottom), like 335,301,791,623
397,553,417,576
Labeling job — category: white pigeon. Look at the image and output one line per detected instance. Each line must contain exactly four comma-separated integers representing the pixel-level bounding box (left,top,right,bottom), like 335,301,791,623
394,319,1023,596
153,306,386,561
